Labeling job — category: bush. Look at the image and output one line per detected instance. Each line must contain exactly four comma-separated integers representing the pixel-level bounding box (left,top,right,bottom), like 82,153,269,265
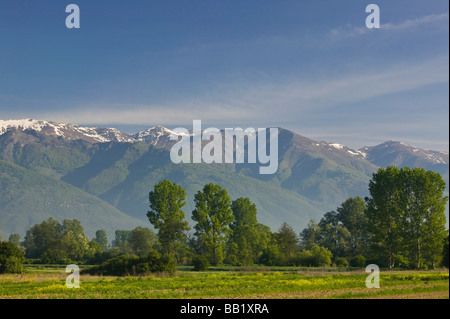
82,251,176,276
349,255,367,267
87,254,140,276
297,245,332,267
4,256,24,274
144,251,176,274
396,255,410,269
335,257,349,267
225,253,240,266
0,241,25,274
40,249,71,265
258,247,280,266
84,247,123,265
192,255,210,271
311,245,332,267
297,249,314,266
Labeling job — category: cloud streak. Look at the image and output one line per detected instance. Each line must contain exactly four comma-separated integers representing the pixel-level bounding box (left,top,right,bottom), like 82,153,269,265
330,13,449,40
41,54,448,129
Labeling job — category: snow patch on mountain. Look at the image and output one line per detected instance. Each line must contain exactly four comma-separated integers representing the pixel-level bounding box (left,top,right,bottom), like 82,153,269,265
360,141,449,166
1,119,447,166
317,140,367,158
0,119,134,143
0,119,48,134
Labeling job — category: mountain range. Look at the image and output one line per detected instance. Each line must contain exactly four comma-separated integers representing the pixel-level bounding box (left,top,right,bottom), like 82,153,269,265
0,119,448,241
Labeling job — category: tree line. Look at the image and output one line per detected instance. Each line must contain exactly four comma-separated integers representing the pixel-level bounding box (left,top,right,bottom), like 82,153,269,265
1,166,448,274
302,167,448,269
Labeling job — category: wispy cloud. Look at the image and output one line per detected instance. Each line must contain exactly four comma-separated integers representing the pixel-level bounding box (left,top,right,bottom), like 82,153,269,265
41,55,448,128
383,13,449,31
330,13,449,40
42,102,257,126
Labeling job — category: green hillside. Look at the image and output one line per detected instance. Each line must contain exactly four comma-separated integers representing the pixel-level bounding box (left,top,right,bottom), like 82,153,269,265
0,129,378,235
5,127,446,237
235,129,378,210
99,159,325,232
0,159,146,240
58,144,325,232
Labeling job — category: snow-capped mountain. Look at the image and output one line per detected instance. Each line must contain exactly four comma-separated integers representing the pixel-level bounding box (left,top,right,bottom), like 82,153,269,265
0,119,134,143
0,119,189,147
314,140,367,159
131,125,185,148
1,119,448,170
1,118,447,240
359,141,449,169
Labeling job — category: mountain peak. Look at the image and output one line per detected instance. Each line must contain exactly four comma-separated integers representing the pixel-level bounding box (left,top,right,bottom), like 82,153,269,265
0,118,134,143
1,119,447,167
131,125,179,147
0,118,48,133
360,140,449,167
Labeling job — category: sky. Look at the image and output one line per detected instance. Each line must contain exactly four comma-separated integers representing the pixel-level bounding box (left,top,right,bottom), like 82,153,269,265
0,0,448,151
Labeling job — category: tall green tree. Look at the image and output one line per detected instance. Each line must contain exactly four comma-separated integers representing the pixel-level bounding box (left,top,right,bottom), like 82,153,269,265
336,196,368,257
192,183,234,265
93,230,109,251
23,218,93,263
227,197,259,265
128,226,159,256
147,180,190,254
299,219,321,250
394,167,447,269
317,211,351,258
60,219,92,262
365,166,404,269
415,169,448,268
62,219,84,236
366,166,448,269
8,234,21,247
0,241,25,274
399,167,425,268
276,222,299,265
253,223,273,260
23,217,63,259
112,230,132,253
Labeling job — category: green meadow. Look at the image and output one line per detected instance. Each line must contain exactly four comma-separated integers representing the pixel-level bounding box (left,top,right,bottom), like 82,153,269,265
0,267,448,299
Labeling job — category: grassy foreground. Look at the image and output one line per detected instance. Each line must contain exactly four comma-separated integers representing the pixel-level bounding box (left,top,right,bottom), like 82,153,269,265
0,267,448,299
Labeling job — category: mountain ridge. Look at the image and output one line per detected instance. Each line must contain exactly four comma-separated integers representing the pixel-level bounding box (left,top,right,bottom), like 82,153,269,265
2,118,448,163
0,159,147,240
0,118,448,240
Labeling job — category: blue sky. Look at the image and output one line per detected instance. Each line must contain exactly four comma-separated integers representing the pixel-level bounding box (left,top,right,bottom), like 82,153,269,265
0,0,448,151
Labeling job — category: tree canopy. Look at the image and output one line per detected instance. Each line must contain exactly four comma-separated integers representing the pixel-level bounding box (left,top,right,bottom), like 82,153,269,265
365,166,448,269
192,183,234,265
147,180,190,254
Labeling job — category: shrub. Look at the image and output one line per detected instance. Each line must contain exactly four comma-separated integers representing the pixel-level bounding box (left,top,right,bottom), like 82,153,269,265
40,249,71,265
144,251,176,274
82,251,176,276
311,245,332,267
192,255,210,271
258,247,280,266
297,249,314,267
349,255,367,267
335,257,349,267
297,245,332,267
84,247,122,265
396,255,410,269
91,254,140,276
0,241,25,274
4,256,25,273
225,253,240,266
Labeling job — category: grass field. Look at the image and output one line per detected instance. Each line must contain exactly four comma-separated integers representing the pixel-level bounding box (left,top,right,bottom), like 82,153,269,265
0,266,448,299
